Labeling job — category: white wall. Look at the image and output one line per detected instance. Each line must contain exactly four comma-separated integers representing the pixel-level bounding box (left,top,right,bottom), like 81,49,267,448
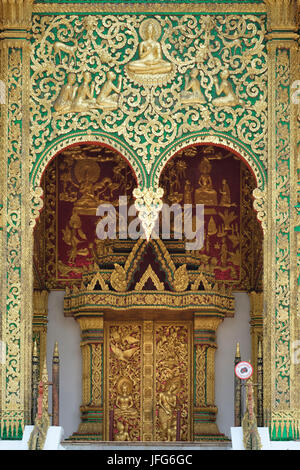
46,291,82,440
215,292,251,438
46,291,251,441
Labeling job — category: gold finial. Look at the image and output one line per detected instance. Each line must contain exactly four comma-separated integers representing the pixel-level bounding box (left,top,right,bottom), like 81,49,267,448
41,360,49,411
235,342,240,357
41,359,48,383
53,341,59,357
33,340,38,357
258,339,262,358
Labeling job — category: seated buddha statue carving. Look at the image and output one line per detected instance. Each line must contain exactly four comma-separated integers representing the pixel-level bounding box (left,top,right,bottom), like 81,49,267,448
115,377,138,418
127,19,172,76
194,157,218,206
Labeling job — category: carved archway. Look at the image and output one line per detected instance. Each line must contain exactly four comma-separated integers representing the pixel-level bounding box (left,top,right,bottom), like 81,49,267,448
30,134,144,229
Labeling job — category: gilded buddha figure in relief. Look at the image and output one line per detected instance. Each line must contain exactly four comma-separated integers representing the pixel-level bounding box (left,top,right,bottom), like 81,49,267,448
194,157,218,206
115,377,138,418
127,19,172,76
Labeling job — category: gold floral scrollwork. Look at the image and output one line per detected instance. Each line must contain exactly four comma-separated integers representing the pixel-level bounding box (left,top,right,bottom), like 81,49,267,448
195,345,206,407
253,188,267,233
30,186,44,229
110,264,128,292
172,264,189,292
30,14,268,189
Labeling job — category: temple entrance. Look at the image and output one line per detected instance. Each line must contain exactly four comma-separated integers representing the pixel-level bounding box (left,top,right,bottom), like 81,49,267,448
105,321,192,442
32,141,263,442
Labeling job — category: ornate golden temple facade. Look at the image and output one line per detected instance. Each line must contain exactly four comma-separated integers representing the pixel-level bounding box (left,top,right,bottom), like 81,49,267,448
0,0,299,444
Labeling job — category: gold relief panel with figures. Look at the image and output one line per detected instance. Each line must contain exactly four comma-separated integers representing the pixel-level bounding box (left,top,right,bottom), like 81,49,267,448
39,144,137,289
159,145,263,291
104,321,192,442
30,13,267,181
155,322,192,442
105,322,143,442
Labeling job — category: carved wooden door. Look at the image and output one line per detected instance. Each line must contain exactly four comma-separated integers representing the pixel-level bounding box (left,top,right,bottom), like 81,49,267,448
104,320,192,442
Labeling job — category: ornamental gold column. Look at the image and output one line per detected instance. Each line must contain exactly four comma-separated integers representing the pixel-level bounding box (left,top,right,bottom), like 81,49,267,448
264,0,300,440
0,0,34,439
249,291,263,423
71,314,104,440
193,315,226,441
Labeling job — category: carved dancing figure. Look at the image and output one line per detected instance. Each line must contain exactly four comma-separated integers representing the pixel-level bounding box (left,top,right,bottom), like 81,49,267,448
158,377,180,441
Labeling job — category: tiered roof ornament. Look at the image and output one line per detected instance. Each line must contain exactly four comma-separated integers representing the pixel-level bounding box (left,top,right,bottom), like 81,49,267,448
64,238,234,318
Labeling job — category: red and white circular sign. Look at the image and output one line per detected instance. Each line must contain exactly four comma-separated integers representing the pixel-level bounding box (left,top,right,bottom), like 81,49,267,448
235,361,253,380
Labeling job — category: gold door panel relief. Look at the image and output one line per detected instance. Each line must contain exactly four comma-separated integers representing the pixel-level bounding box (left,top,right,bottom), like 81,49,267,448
155,323,192,442
105,322,142,442
105,320,192,442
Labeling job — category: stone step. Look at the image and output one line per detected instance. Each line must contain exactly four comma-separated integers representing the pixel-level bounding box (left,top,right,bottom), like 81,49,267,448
62,440,232,451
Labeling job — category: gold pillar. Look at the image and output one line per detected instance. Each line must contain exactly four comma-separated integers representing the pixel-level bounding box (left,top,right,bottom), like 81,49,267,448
193,315,227,441
70,315,104,440
32,290,49,376
264,0,300,440
249,292,263,386
0,0,34,439
142,321,154,441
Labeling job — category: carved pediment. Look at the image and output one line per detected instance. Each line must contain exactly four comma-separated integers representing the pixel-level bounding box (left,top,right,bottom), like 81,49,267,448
86,271,109,291
134,265,165,291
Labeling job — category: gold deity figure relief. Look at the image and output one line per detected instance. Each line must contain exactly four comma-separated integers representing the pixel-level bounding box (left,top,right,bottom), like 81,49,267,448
194,157,218,206
72,71,96,112
126,18,174,85
72,160,103,211
54,70,123,114
219,178,231,206
114,422,130,441
62,210,89,263
158,377,181,441
180,69,206,106
96,71,122,110
115,377,138,418
53,72,78,114
212,68,239,107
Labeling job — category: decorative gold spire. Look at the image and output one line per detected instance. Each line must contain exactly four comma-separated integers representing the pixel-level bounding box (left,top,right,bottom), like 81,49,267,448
53,341,59,357
41,359,49,412
33,340,38,358
258,339,262,358
235,342,240,358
